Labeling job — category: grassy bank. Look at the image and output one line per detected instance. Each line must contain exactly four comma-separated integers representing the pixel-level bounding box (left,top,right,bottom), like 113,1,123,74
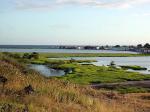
1,52,150,58
0,52,150,111
1,52,150,87
54,64,150,84
39,53,150,58
1,53,150,112
116,87,150,94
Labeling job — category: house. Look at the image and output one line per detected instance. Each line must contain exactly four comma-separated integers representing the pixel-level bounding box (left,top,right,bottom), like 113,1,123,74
111,46,129,51
140,48,150,54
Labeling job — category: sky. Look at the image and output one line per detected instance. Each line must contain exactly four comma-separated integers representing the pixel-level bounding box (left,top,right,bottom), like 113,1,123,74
0,0,150,45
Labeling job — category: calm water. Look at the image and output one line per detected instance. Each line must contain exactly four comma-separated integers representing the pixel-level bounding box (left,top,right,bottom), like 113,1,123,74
0,48,137,54
29,64,65,77
49,57,150,74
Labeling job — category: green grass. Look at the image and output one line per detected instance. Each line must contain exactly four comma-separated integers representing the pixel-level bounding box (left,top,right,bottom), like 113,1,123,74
54,64,150,85
30,58,96,65
1,52,150,86
1,52,150,58
0,54,102,111
1,52,150,112
116,87,150,94
39,53,150,58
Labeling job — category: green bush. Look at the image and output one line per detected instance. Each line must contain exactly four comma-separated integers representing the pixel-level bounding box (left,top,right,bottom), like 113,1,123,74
22,52,39,59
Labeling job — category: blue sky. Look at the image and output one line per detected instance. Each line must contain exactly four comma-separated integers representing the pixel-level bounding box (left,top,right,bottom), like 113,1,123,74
0,0,150,45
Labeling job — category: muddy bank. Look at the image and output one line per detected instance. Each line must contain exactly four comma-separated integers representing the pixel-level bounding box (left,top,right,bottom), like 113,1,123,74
91,80,150,89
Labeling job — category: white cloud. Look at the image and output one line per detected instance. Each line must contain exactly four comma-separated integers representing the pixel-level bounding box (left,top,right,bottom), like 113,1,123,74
13,0,150,9
57,0,150,8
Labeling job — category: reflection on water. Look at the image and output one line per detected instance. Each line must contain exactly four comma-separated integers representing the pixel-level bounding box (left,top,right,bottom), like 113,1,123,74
29,64,65,77
49,57,150,74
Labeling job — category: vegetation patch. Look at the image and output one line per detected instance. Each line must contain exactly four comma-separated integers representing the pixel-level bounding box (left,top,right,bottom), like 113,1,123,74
57,64,150,84
40,53,150,58
0,52,150,111
116,87,150,94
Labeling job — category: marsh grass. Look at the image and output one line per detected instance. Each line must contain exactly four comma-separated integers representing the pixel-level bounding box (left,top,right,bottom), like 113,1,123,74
39,53,150,58
116,87,150,94
56,64,150,84
0,57,146,112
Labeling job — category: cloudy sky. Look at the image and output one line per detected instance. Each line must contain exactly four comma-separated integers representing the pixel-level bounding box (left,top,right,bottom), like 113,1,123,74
0,0,150,45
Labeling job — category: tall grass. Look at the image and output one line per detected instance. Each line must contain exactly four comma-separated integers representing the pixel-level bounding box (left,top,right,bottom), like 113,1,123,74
0,54,149,112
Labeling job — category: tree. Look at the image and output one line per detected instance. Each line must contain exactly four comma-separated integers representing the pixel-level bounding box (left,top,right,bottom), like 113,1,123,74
144,43,150,48
137,44,142,48
115,45,120,48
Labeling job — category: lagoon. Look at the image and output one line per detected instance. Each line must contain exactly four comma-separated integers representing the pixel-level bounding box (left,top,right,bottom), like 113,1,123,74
29,64,65,77
49,57,150,74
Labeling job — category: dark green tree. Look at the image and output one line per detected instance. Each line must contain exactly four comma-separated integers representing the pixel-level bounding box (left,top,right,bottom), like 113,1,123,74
137,44,143,48
144,43,150,48
115,45,120,48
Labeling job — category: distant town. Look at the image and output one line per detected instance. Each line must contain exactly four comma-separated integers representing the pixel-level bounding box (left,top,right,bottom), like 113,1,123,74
0,43,150,54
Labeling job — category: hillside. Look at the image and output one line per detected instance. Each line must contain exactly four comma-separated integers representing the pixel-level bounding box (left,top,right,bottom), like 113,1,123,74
0,54,150,112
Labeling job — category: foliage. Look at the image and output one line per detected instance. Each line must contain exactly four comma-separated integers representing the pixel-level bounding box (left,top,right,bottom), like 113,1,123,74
0,58,137,112
2,52,22,59
22,52,39,59
116,87,150,94
144,43,150,48
0,52,150,112
56,64,150,84
38,53,150,58
22,53,31,59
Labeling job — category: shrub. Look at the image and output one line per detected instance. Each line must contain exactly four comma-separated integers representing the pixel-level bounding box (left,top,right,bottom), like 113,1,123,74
22,52,39,59
0,76,8,93
22,53,30,59
30,52,39,59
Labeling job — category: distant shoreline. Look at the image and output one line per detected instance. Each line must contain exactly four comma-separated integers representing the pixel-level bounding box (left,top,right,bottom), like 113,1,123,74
0,48,138,54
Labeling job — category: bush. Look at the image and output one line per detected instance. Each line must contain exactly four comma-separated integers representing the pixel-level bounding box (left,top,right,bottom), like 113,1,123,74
30,52,39,59
2,52,21,59
22,53,30,59
22,52,39,59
